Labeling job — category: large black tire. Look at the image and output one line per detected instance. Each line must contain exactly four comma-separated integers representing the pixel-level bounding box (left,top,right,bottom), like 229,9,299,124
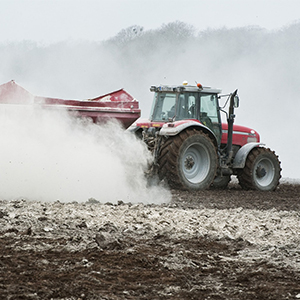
237,147,281,191
158,129,218,190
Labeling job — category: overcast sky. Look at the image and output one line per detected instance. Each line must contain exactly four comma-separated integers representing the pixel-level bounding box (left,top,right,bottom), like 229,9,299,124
1,0,300,43
0,0,299,182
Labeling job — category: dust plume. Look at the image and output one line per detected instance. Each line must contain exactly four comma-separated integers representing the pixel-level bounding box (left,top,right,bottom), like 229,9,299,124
0,105,171,203
0,21,299,182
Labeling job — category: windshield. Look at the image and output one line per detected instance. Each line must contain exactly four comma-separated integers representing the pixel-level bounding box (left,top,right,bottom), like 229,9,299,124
151,92,176,121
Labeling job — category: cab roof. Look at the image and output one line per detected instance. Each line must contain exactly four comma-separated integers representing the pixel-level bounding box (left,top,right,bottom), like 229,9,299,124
150,84,222,94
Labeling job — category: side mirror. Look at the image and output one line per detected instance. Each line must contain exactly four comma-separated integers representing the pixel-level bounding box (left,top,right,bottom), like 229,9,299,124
234,95,239,108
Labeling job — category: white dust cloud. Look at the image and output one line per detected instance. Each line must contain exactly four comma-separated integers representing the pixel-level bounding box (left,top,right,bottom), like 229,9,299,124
0,21,299,180
0,105,171,203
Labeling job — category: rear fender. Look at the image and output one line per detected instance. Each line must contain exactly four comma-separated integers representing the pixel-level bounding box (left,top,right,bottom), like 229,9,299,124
233,142,265,168
159,121,218,147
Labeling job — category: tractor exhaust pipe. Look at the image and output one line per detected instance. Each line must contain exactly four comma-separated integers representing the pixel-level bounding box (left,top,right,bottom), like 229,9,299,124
226,89,238,164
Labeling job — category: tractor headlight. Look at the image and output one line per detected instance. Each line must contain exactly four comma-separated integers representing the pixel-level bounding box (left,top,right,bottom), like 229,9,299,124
247,130,258,143
247,136,258,143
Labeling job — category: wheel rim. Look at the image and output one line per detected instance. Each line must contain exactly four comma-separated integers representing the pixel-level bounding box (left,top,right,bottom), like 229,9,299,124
253,157,275,188
181,143,210,184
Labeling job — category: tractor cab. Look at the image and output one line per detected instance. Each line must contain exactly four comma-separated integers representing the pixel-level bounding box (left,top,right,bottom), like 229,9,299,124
149,84,223,144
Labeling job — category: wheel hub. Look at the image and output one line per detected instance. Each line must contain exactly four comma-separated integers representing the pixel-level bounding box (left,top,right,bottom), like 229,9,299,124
256,165,267,178
184,155,195,170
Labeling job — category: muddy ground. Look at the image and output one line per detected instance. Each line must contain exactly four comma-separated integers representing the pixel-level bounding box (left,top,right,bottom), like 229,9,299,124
1,182,300,300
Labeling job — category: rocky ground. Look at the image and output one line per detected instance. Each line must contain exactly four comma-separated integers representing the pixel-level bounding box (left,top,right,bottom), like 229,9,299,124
1,182,300,300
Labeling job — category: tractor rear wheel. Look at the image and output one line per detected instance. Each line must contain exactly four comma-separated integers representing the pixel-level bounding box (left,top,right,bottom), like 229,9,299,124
237,147,281,191
158,129,218,190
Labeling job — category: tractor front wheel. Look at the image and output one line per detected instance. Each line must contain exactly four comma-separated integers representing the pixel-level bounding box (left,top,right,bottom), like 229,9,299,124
158,129,218,190
237,147,281,191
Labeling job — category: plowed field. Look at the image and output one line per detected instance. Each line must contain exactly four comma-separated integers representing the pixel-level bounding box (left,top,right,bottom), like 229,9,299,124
1,182,300,299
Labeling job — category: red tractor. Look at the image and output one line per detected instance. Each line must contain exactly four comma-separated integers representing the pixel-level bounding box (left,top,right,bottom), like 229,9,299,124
132,82,281,191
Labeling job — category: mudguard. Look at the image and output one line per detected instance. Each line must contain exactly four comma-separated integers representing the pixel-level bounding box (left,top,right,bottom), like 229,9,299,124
159,120,218,146
233,142,265,169
159,120,213,136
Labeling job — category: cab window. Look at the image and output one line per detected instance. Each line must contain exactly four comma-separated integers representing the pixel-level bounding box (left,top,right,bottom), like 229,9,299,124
200,94,221,142
200,94,219,123
176,93,197,120
151,93,176,121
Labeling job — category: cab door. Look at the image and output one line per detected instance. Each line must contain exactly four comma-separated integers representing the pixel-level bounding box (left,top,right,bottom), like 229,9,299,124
200,94,222,144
